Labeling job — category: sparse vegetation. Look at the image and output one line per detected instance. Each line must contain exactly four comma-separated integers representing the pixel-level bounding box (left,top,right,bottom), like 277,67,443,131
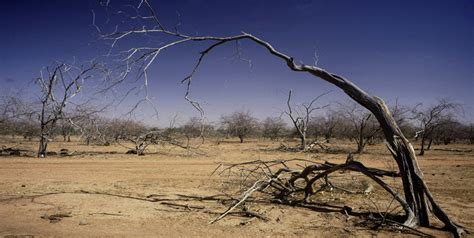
0,0,471,237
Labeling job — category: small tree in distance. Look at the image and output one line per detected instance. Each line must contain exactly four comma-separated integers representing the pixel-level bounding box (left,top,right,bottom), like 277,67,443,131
221,110,258,143
307,111,344,143
412,99,461,156
262,117,287,140
284,90,329,151
338,102,381,154
182,116,214,142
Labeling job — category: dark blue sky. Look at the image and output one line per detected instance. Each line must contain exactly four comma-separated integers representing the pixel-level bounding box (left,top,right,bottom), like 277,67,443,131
0,0,473,126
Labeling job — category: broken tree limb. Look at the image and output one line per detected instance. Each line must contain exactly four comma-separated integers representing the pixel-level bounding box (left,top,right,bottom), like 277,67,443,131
212,157,413,222
209,179,268,224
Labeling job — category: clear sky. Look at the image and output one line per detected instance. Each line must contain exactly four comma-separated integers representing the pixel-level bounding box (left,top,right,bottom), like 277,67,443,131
0,0,473,126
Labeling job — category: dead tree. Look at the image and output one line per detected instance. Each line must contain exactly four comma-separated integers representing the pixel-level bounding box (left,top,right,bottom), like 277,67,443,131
58,119,74,142
181,116,214,145
284,90,328,151
212,156,403,221
339,102,381,153
97,2,466,236
261,117,287,140
0,95,29,124
430,118,462,146
123,130,158,155
121,128,199,155
412,99,460,156
0,95,33,137
221,110,258,143
307,112,342,143
73,112,103,145
35,62,100,157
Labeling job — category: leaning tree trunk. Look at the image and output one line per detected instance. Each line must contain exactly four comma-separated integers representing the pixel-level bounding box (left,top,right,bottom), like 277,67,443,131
301,69,465,236
238,135,244,143
237,36,466,236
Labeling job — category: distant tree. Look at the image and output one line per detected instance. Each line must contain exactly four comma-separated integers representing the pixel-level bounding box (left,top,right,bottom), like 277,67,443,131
0,95,34,137
447,122,474,145
430,118,463,146
0,96,24,124
339,102,381,154
221,110,258,143
308,110,345,143
107,118,147,142
284,90,328,150
181,116,214,141
16,120,39,140
412,99,460,156
77,116,147,146
72,111,100,145
261,117,287,140
57,119,75,142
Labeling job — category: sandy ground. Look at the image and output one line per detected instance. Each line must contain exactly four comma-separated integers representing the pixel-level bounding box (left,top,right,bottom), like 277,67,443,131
0,137,473,237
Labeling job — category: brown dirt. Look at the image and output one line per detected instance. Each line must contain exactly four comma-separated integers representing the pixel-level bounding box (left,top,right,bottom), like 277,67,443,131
0,137,473,237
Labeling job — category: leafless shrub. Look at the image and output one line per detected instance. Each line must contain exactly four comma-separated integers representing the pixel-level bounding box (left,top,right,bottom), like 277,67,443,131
261,117,288,140
337,102,381,154
411,99,462,155
221,110,258,143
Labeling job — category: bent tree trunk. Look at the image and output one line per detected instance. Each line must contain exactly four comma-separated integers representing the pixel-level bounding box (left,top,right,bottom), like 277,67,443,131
216,33,466,236
296,68,464,236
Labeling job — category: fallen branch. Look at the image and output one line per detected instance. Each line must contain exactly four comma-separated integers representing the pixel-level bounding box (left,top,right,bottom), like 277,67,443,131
211,154,413,226
209,179,268,224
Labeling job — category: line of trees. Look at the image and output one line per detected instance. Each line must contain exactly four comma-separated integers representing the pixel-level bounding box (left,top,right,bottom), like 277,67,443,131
1,96,472,155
